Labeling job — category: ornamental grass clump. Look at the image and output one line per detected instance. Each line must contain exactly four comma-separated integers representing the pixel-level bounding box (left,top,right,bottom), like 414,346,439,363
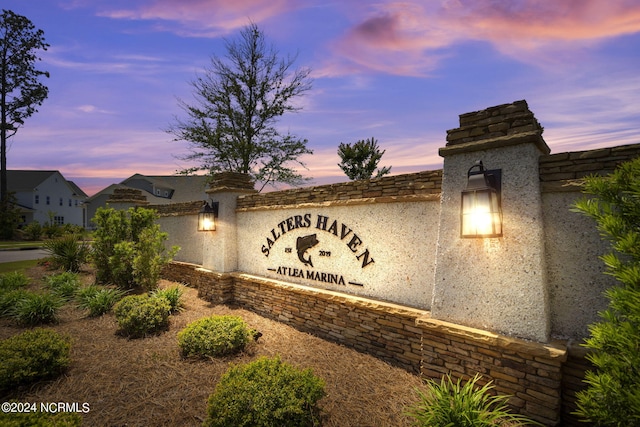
43,234,89,272
177,315,256,359
113,294,170,338
405,373,540,427
204,356,326,427
44,271,81,301
0,328,71,392
150,285,184,313
76,284,127,317
0,271,29,291
9,291,64,326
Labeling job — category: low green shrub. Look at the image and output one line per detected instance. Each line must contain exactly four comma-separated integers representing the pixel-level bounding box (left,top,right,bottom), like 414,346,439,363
0,409,82,427
43,234,89,273
405,373,540,427
204,356,325,427
178,315,256,359
113,294,170,338
44,272,81,301
9,292,64,326
0,271,29,291
76,285,127,317
23,221,43,241
0,328,71,392
150,285,184,313
0,289,30,317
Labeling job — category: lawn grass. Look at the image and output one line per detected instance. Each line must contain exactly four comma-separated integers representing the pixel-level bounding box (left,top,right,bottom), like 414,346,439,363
0,259,40,274
0,241,44,249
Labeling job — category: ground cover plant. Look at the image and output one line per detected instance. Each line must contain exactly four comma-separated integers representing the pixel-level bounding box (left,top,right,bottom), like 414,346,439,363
0,265,424,426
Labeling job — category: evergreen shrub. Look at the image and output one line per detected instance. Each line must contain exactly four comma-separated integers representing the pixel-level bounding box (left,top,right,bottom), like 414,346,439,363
572,157,640,425
0,409,82,427
113,294,170,338
0,328,71,392
204,356,325,427
177,315,254,358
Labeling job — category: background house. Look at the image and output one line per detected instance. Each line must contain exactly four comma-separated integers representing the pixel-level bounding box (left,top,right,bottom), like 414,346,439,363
84,174,209,228
1,170,88,228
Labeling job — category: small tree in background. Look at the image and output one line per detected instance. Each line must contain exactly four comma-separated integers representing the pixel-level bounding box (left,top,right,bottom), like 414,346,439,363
337,137,391,181
169,23,313,191
572,157,640,425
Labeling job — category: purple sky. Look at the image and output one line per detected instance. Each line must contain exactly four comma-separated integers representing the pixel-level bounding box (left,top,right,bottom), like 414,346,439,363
3,0,640,196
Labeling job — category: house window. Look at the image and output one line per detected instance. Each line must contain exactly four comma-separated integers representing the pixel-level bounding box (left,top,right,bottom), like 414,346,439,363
59,197,63,206
164,191,169,197
155,189,161,196
53,216,64,225
46,196,50,205
69,199,72,207
35,195,39,204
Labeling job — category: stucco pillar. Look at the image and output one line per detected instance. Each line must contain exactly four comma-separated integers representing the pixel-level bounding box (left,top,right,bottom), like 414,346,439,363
432,100,552,342
202,172,257,272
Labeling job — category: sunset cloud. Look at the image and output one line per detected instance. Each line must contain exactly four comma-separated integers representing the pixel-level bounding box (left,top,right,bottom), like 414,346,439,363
90,0,298,36
331,0,640,75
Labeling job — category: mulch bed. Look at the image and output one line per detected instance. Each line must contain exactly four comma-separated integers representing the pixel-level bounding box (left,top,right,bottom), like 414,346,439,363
1,266,425,426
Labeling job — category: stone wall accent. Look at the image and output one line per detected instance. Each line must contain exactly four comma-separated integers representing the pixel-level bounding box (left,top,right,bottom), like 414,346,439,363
236,170,442,210
106,188,149,205
418,317,566,426
560,343,594,426
446,100,544,147
148,200,203,216
232,273,426,373
207,171,256,194
162,261,568,426
540,143,640,192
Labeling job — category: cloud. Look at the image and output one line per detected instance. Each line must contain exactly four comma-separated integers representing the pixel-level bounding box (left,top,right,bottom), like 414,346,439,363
87,0,299,37
329,0,640,76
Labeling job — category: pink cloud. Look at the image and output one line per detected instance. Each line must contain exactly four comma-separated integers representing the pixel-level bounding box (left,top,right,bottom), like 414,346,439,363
330,0,640,75
94,0,298,36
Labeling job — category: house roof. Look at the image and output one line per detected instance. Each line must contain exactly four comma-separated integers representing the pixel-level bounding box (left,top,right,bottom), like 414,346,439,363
86,174,210,205
0,170,88,197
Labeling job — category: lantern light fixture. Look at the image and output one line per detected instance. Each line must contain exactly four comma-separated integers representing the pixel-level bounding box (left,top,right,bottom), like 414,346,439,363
198,201,219,231
460,161,502,238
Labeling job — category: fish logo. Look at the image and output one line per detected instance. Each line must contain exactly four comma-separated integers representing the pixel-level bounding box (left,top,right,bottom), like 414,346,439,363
296,234,319,267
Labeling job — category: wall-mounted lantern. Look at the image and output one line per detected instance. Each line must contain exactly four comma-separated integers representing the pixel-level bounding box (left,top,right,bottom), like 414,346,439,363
198,201,219,231
461,161,502,238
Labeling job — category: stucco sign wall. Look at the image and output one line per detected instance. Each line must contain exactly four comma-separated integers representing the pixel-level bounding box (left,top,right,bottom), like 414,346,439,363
237,202,438,309
261,212,375,287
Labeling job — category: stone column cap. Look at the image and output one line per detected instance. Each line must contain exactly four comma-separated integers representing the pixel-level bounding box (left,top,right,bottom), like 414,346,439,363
206,172,257,194
440,100,550,157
